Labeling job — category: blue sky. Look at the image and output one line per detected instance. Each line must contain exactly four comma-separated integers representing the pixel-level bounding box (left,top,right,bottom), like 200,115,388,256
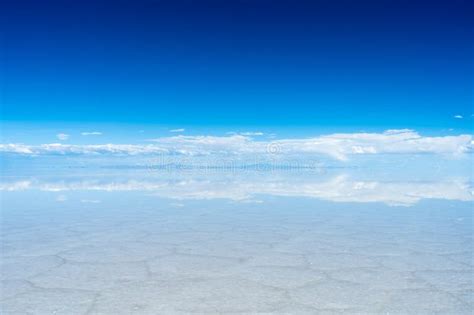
1,0,472,135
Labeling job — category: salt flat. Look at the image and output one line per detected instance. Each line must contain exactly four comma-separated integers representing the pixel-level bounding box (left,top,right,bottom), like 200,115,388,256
1,162,472,314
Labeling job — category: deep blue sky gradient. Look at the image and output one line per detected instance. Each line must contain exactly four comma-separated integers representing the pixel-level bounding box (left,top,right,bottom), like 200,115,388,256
1,0,473,130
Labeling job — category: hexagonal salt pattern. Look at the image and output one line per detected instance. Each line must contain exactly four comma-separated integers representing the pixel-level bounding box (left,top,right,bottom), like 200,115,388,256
1,184,472,314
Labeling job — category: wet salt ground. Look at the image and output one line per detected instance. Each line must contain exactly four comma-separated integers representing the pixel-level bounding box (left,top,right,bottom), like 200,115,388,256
1,170,473,314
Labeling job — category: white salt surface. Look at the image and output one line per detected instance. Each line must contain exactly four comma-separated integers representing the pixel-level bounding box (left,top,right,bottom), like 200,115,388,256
1,167,473,314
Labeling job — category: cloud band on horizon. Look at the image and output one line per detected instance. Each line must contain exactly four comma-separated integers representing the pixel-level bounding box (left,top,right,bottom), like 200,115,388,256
1,130,472,161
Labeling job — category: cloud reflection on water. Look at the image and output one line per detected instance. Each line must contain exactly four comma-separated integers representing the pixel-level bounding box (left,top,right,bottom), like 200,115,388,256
1,173,471,207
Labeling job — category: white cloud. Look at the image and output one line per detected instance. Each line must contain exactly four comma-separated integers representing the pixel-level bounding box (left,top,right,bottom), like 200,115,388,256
454,115,463,119
169,128,185,133
81,131,102,136
272,129,472,160
56,133,69,141
0,143,169,156
226,131,264,136
150,135,256,155
239,131,264,136
1,130,472,161
0,180,31,191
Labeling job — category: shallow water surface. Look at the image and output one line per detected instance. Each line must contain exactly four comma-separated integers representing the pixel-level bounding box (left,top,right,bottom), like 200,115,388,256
1,159,473,314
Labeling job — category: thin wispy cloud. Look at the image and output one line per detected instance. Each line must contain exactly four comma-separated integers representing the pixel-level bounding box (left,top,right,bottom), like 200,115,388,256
226,131,264,136
169,128,185,133
2,130,472,161
0,143,168,156
81,131,102,136
56,133,69,141
454,115,463,119
240,132,264,136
